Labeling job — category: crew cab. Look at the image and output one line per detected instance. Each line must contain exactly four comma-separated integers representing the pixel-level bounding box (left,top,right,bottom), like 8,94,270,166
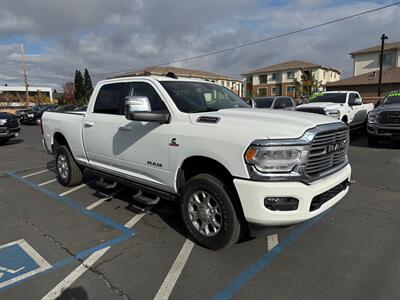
42,75,352,250
0,112,21,145
367,91,400,145
249,96,296,110
296,91,373,130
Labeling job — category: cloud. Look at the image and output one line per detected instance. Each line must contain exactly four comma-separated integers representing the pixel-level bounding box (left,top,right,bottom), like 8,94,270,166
0,0,399,89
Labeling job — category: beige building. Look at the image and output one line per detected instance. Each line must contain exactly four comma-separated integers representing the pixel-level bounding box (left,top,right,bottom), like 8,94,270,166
351,42,400,76
116,66,243,96
242,60,340,98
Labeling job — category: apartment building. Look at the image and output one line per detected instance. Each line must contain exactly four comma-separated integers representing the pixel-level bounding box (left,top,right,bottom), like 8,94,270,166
351,42,400,76
242,60,340,98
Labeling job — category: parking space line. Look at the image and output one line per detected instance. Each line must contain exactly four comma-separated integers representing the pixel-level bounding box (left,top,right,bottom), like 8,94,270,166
22,168,55,179
85,189,123,211
59,183,92,197
154,239,195,300
38,179,57,187
41,214,145,300
267,234,279,251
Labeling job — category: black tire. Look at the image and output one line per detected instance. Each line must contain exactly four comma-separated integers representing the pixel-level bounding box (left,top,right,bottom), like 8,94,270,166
35,118,41,125
55,145,83,187
367,135,379,147
180,173,241,250
0,139,10,145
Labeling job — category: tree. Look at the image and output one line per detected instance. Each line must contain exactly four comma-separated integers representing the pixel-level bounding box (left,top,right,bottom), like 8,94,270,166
63,81,76,104
74,70,84,103
83,68,93,103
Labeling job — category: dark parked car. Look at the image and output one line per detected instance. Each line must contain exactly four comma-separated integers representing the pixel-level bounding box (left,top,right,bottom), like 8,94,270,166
0,112,21,145
367,90,400,145
20,105,57,125
250,96,296,110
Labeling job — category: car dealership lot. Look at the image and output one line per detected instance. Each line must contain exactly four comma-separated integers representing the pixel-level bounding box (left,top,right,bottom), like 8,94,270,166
0,126,399,300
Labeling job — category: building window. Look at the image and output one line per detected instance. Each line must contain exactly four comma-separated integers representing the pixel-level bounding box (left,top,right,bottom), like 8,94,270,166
287,86,295,94
287,71,294,79
272,87,280,96
382,53,394,66
259,74,268,84
258,88,267,96
271,73,279,80
247,76,253,84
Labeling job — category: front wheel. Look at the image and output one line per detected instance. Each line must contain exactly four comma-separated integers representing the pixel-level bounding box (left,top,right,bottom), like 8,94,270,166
55,145,83,186
0,138,10,145
180,174,242,250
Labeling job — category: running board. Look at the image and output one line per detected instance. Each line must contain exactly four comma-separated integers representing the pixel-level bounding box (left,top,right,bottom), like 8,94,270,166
95,177,118,189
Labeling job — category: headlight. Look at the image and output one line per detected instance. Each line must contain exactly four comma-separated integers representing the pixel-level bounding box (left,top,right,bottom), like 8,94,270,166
325,109,340,119
368,112,378,124
245,145,309,173
28,113,34,118
0,119,7,125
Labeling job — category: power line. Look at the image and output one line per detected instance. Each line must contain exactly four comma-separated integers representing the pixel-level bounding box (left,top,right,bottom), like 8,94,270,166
90,1,400,78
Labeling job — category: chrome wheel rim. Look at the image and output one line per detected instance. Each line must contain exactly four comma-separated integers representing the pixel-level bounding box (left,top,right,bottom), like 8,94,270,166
188,191,222,237
57,154,69,180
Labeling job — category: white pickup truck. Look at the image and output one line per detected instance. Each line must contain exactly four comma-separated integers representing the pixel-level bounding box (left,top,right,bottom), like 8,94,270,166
42,75,352,250
296,91,374,130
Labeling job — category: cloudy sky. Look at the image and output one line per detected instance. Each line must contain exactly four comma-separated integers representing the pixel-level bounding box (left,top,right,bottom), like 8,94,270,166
1,0,399,89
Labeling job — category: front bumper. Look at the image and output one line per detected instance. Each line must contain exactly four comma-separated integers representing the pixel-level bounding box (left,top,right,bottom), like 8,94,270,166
367,123,400,140
0,126,21,140
234,164,351,226
42,138,53,154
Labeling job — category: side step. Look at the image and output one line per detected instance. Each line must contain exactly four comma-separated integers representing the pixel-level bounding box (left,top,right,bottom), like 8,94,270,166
95,178,118,189
128,190,160,213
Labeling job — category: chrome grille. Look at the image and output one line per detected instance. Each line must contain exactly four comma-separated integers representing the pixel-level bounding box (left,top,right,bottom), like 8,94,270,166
306,127,349,177
7,119,19,128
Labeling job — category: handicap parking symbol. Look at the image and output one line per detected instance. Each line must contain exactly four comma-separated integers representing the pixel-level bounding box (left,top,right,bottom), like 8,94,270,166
0,239,51,289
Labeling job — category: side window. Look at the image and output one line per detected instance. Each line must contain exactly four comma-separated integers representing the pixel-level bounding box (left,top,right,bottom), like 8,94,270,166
348,93,357,106
283,98,293,107
126,82,166,111
274,99,285,109
93,83,126,115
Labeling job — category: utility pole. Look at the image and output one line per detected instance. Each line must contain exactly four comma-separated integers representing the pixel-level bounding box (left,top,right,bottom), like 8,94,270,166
20,44,29,106
378,34,388,97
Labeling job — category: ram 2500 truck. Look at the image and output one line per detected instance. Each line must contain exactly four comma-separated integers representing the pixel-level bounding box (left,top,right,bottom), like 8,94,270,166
367,91,400,145
0,112,21,145
296,91,373,130
42,75,352,250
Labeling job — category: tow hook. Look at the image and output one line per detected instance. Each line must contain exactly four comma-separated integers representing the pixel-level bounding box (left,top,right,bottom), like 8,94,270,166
346,179,356,186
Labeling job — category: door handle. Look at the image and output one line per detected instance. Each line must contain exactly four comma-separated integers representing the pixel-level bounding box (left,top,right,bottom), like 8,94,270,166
118,126,131,131
84,121,94,128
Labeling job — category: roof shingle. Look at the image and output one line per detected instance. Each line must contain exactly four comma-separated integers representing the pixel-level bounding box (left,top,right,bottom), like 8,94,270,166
350,42,400,56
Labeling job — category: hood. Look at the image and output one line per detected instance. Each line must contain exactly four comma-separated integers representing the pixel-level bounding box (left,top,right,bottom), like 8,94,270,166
0,112,16,119
296,102,343,110
189,108,338,139
373,103,400,113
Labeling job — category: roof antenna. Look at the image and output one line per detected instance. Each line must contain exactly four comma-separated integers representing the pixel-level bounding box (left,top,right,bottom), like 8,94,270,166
165,72,178,79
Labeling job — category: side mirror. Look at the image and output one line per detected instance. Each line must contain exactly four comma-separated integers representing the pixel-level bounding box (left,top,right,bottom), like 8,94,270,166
124,96,169,123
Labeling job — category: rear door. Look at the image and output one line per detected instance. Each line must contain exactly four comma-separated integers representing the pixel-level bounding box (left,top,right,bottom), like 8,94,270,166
348,93,364,125
83,80,172,189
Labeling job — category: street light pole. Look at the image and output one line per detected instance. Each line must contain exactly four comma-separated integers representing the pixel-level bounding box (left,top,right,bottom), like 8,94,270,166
20,44,30,106
377,34,388,97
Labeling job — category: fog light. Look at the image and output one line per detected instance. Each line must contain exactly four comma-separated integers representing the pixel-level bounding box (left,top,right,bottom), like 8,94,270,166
264,197,299,211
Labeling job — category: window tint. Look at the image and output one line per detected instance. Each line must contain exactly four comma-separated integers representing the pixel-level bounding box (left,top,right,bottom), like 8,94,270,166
126,82,166,111
274,99,285,109
283,98,293,107
94,83,125,114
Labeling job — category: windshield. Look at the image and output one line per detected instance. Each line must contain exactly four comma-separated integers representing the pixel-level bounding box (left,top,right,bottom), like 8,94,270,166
254,97,274,108
160,81,249,113
382,92,400,105
309,93,347,103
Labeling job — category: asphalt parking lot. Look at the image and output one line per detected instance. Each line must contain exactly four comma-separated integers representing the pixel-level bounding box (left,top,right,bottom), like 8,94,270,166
0,125,399,300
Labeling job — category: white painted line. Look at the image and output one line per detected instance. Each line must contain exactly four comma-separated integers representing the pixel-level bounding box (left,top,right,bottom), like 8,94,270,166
154,239,195,300
41,214,145,299
38,178,57,187
267,233,279,251
85,188,123,211
22,168,55,178
59,183,91,197
41,247,110,300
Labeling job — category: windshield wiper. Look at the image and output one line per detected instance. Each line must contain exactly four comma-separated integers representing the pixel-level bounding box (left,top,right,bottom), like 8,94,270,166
189,108,220,113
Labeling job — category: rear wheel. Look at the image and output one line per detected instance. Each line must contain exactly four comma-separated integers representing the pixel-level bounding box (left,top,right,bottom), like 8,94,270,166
180,174,241,250
55,145,83,186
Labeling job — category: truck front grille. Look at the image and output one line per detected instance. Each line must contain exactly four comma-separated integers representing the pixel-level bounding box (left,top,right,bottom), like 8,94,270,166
306,127,349,178
7,119,19,128
378,111,400,125
296,107,326,115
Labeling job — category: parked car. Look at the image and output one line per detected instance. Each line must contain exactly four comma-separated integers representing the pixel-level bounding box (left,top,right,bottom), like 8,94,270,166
250,96,296,110
42,75,352,250
367,90,400,145
0,112,21,145
20,105,57,125
296,91,374,130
